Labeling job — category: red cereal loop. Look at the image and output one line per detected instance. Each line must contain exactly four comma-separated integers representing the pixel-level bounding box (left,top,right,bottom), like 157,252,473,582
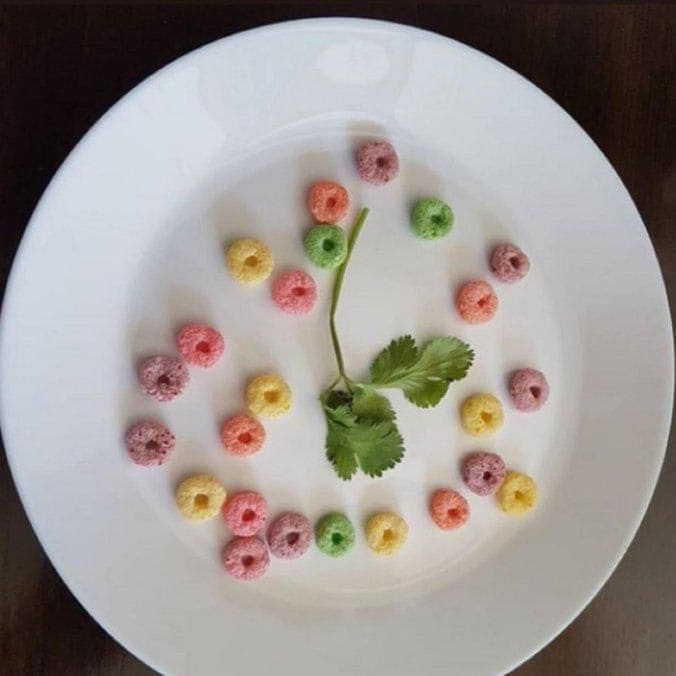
222,491,268,536
306,181,350,223
176,324,224,368
125,421,175,466
455,280,498,324
271,270,317,315
429,488,470,530
221,414,265,456
222,536,269,581
137,356,189,402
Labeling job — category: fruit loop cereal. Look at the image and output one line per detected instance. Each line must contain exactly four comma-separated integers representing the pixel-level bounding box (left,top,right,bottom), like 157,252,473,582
509,368,549,412
222,491,268,536
267,512,312,560
175,474,226,522
125,421,175,466
356,140,399,185
460,393,504,436
304,224,348,270
222,536,269,581
462,451,506,496
138,355,189,402
176,323,224,368
315,512,355,557
496,471,538,515
455,279,498,324
271,269,317,314
246,374,292,418
307,181,350,223
365,512,408,556
490,243,530,283
411,197,454,240
226,238,274,285
430,488,469,530
221,414,265,456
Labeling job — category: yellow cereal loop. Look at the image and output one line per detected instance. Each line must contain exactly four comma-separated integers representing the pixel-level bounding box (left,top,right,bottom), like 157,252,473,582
460,393,504,436
175,474,226,522
365,512,408,556
246,374,292,418
496,471,538,515
226,238,274,285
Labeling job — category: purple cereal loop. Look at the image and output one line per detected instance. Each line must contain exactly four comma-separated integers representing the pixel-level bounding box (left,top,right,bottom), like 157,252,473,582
267,512,312,560
509,368,549,412
125,421,175,466
461,451,506,496
356,140,399,185
490,243,530,283
138,355,189,402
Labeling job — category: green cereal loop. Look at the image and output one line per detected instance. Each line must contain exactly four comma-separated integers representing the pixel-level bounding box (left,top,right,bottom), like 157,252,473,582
315,512,355,557
411,197,454,240
303,224,348,269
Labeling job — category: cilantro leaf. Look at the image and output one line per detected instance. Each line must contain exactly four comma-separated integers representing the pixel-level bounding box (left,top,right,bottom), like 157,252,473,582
368,335,474,408
349,418,404,477
352,387,396,422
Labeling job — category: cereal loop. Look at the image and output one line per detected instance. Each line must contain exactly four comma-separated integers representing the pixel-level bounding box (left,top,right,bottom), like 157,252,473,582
356,140,399,185
496,471,538,515
462,451,506,496
509,368,549,412
315,513,355,558
365,512,408,556
176,324,224,368
411,197,454,240
222,536,269,581
307,181,350,223
430,489,469,530
267,512,312,560
490,243,530,283
221,414,265,456
460,393,504,436
226,239,274,285
304,224,348,270
271,270,317,314
125,421,175,466
222,491,268,536
455,280,498,324
175,475,226,522
246,374,292,418
138,355,189,402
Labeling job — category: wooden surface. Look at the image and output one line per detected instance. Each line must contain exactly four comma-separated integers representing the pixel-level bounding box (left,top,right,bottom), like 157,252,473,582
1,4,674,674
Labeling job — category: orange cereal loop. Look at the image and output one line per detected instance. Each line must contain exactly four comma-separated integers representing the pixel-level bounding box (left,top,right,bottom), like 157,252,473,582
429,488,469,530
306,181,350,223
221,414,265,456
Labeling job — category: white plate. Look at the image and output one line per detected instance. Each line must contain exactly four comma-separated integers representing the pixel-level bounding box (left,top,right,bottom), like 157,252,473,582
1,19,673,676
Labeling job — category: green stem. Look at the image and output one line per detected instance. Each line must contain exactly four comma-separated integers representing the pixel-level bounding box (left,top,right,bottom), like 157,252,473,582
329,207,369,388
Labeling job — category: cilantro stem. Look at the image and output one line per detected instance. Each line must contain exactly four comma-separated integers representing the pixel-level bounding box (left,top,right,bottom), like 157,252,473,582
329,207,369,388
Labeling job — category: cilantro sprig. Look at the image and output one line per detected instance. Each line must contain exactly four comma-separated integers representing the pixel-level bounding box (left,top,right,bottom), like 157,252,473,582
321,208,474,480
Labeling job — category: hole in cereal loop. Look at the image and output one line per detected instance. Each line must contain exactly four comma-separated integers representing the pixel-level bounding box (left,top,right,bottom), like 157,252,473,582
245,255,259,267
195,341,210,354
145,440,159,451
447,508,459,519
264,390,279,403
530,386,541,398
483,471,492,482
322,238,335,252
480,411,493,424
326,197,336,209
292,287,306,297
331,532,343,545
238,432,253,445
241,555,254,567
286,532,300,546
382,529,394,542
515,490,526,502
376,157,386,167
194,494,209,509
510,256,520,268
157,375,171,386
242,509,256,522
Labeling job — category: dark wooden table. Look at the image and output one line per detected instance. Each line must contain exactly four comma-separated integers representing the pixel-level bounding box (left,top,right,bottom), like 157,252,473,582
1,4,674,674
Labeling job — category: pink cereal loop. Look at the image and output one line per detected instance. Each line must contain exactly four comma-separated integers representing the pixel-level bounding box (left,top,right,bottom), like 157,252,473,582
222,536,269,581
455,279,498,324
221,414,266,456
271,269,317,315
222,491,268,536
176,323,224,368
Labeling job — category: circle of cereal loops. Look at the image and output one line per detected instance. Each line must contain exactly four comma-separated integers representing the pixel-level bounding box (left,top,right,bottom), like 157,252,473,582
221,414,265,456
176,323,224,368
356,140,399,185
271,269,317,314
429,488,469,530
137,355,189,402
125,421,175,466
303,224,348,270
175,474,226,522
455,279,498,324
410,197,454,240
222,536,269,581
462,451,506,496
460,393,504,436
226,238,274,285
490,243,530,283
246,373,292,418
267,512,312,560
315,512,355,558
509,368,549,412
365,512,408,556
222,491,268,536
306,181,350,223
496,471,538,515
